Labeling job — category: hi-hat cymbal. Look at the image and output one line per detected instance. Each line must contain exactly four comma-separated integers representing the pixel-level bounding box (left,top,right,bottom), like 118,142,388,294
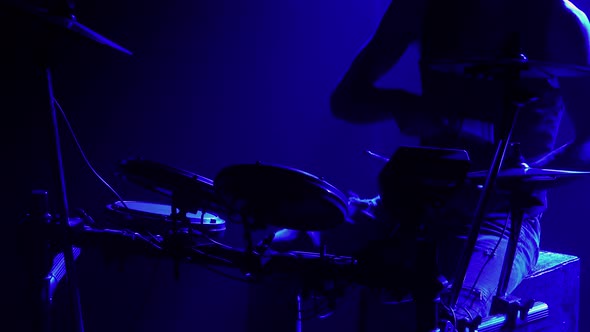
424,57,590,79
467,164,590,190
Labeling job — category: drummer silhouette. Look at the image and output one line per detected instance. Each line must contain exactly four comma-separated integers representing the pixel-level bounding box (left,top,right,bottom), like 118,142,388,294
270,0,590,330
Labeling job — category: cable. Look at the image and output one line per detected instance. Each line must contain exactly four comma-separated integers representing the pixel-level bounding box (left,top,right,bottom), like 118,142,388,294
54,98,129,209
441,301,458,328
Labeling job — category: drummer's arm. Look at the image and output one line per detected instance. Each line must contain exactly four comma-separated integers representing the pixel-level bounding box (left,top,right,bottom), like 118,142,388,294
269,195,385,256
553,74,590,169
347,195,381,223
559,1,590,165
330,0,425,126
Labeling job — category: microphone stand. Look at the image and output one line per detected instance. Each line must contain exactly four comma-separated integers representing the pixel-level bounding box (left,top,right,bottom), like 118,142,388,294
448,77,521,308
488,181,537,327
10,1,132,330
44,53,86,332
377,146,470,332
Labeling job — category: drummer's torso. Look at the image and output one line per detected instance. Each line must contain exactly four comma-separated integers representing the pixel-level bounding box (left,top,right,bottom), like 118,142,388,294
420,0,590,66
418,76,565,170
413,0,584,166
418,0,590,106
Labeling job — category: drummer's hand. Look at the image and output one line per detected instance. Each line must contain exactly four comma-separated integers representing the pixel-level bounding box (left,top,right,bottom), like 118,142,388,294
268,195,381,254
319,194,389,257
346,193,380,224
269,228,320,253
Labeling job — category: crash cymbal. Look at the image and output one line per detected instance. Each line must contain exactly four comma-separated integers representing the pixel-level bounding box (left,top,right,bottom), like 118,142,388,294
424,57,590,79
118,158,221,213
214,162,349,231
3,0,132,55
467,164,590,190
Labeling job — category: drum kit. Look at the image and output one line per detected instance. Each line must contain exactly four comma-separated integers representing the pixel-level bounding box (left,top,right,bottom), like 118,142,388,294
12,1,590,332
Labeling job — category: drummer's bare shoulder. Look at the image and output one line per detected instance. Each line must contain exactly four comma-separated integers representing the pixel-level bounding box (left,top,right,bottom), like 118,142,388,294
564,0,590,47
555,0,590,137
549,0,590,64
531,1,590,169
330,0,427,123
332,0,426,85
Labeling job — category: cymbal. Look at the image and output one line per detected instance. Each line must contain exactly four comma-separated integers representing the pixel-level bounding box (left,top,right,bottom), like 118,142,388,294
3,1,132,55
214,162,349,231
118,158,220,213
424,57,590,79
467,164,590,190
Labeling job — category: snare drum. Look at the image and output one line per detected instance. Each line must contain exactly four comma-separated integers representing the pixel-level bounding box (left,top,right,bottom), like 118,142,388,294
105,201,226,238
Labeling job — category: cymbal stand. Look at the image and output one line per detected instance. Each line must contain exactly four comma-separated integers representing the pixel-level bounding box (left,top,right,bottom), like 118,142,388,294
413,224,447,332
381,192,448,332
168,197,189,280
479,142,537,324
25,4,131,330
40,51,86,332
296,292,303,332
168,190,209,279
239,213,262,280
17,190,56,332
377,146,470,331
488,184,537,325
448,54,538,316
29,7,89,321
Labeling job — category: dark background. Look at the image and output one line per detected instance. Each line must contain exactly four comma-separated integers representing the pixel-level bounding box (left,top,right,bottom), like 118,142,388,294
3,0,590,331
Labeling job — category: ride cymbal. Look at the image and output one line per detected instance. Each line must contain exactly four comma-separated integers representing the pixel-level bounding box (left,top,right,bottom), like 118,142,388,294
424,57,590,79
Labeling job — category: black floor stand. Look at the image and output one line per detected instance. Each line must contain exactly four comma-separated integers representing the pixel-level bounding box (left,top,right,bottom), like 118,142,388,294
448,49,543,330
12,1,132,329
46,65,86,332
378,146,471,332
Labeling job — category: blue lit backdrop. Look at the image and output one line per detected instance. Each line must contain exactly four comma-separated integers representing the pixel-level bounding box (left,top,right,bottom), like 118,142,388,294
5,0,590,331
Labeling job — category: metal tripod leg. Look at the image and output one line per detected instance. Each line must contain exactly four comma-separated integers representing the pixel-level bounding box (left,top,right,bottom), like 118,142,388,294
489,193,537,327
448,105,520,308
495,204,525,299
447,55,538,308
46,67,85,332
